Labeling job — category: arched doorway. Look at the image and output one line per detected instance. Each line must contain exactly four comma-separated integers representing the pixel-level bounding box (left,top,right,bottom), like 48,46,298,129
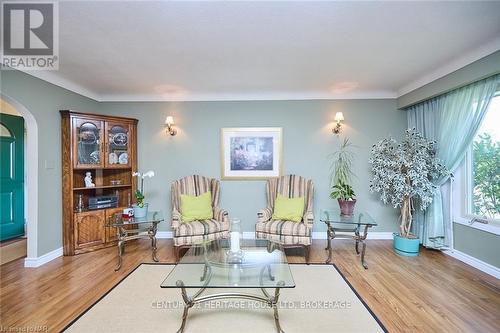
0,94,39,263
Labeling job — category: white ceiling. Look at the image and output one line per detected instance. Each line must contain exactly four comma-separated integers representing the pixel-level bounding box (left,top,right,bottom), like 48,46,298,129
21,1,500,101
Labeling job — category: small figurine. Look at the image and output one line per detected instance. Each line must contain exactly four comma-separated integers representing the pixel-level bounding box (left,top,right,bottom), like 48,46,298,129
84,172,95,188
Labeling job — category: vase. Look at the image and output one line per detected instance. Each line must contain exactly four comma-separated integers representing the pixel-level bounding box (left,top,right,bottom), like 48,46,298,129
228,218,243,263
393,233,420,256
132,203,149,219
338,199,356,216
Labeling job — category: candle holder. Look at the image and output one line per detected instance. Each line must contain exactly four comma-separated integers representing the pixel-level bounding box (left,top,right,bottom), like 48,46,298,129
227,251,244,264
227,218,244,263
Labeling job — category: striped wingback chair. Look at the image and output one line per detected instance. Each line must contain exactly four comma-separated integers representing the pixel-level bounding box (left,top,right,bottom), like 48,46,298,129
171,175,230,262
256,174,314,263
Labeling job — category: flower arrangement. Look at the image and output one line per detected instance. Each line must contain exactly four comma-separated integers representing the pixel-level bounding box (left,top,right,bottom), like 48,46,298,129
132,170,155,208
369,129,449,238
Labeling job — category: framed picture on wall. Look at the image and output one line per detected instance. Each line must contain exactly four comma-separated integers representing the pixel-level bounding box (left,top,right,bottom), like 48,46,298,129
221,127,283,180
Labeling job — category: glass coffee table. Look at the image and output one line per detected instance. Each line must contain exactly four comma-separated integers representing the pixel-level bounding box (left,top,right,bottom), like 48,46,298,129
321,209,377,269
161,239,295,333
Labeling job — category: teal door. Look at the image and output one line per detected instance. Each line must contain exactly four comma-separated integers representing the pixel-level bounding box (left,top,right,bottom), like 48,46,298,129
0,114,25,241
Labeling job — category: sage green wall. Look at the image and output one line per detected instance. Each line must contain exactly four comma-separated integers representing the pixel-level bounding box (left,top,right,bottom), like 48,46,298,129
1,69,407,257
453,223,500,268
397,50,500,109
0,70,99,256
100,100,406,233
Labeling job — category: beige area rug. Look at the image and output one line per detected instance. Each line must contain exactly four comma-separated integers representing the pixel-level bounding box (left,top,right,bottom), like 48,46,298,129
65,264,386,333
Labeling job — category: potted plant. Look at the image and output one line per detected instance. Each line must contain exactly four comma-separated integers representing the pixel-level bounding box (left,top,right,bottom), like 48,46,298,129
132,170,155,218
330,138,357,216
330,181,356,216
369,129,449,256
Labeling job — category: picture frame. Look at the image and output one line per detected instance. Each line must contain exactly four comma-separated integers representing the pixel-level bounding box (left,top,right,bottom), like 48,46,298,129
221,127,283,180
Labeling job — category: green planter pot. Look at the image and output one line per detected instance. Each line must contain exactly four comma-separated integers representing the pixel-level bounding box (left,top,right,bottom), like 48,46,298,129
393,233,420,257
132,203,149,219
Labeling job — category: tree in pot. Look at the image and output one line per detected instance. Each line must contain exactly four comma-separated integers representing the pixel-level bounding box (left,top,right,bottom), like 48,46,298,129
330,138,357,216
369,129,449,256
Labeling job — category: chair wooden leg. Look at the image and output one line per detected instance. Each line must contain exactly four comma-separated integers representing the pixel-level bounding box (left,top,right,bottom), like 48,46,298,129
174,246,179,263
304,245,310,265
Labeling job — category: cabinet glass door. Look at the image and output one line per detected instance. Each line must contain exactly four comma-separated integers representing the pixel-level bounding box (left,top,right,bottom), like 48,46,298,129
74,118,103,168
105,122,131,168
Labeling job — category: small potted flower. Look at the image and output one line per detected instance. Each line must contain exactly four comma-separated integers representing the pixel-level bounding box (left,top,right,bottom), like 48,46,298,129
132,170,155,218
330,181,356,216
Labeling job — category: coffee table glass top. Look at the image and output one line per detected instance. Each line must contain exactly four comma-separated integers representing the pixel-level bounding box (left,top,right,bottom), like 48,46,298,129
161,239,295,289
320,209,377,226
108,211,164,227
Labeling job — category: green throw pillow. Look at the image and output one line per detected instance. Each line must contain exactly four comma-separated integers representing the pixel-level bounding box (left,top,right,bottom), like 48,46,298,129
272,194,305,222
180,191,213,222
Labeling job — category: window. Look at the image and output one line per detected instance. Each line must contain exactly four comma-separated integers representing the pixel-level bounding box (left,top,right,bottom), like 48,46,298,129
0,123,12,137
464,94,500,222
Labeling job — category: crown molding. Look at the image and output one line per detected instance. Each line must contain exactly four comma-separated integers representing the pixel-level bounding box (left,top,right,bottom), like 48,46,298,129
98,90,397,102
397,37,500,97
9,68,396,102
7,68,399,101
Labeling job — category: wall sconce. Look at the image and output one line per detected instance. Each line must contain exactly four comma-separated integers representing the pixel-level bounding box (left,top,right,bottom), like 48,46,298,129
332,112,344,135
165,116,177,136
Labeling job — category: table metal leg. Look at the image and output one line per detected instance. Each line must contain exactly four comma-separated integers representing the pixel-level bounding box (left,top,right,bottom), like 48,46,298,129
115,239,124,271
272,282,285,333
354,228,360,255
325,227,333,264
267,264,275,281
151,236,158,262
174,276,287,333
360,240,368,269
150,223,159,262
360,225,369,269
176,281,192,333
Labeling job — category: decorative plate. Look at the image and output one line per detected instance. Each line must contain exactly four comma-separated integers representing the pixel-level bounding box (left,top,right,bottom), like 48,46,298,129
118,152,128,164
112,133,128,146
89,151,100,163
79,131,97,144
109,152,118,164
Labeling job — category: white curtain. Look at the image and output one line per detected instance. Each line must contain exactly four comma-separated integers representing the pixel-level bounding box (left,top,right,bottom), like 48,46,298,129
406,74,499,249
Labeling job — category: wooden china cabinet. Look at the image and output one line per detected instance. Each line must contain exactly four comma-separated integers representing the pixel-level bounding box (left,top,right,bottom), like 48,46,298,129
60,111,138,255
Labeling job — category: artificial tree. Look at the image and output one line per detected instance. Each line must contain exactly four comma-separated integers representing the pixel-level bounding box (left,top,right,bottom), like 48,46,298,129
369,129,449,238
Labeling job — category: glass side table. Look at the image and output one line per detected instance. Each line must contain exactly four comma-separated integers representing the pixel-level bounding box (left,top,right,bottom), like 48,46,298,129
320,209,377,269
108,211,164,271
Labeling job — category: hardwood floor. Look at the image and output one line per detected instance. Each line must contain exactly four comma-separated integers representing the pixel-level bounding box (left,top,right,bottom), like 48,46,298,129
0,237,27,265
1,239,499,332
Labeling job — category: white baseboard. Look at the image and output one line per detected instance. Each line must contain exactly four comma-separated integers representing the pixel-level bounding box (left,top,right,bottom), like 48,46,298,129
243,231,392,240
311,231,393,240
366,232,394,240
242,232,256,239
159,231,393,240
156,231,173,239
24,247,63,268
444,249,500,279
